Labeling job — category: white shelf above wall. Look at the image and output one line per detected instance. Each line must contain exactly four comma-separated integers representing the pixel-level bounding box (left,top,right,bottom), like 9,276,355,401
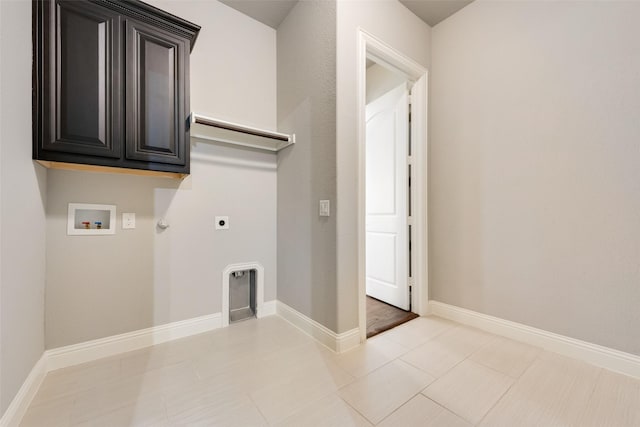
190,114,295,152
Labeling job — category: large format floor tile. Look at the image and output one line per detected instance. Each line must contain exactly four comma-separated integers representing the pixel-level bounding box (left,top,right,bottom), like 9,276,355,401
18,315,640,427
576,368,640,427
274,394,372,427
250,360,354,425
378,394,471,427
73,396,171,427
332,334,408,378
338,359,435,424
423,359,513,424
381,316,456,349
119,332,216,378
69,366,184,424
470,336,540,378
480,351,602,426
30,357,121,406
401,325,496,377
19,396,74,427
164,384,266,426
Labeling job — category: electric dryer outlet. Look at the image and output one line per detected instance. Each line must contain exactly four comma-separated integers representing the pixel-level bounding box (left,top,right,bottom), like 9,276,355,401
215,216,229,230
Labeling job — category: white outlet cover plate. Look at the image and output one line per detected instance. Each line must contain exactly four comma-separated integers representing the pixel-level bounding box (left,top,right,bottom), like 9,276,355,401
215,216,229,230
122,213,136,229
319,200,330,217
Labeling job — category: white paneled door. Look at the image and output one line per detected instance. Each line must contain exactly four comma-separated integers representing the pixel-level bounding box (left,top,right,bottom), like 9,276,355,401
365,84,410,310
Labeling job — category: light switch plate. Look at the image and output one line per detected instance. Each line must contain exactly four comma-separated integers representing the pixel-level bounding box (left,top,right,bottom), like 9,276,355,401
319,200,330,217
215,216,229,230
122,213,136,229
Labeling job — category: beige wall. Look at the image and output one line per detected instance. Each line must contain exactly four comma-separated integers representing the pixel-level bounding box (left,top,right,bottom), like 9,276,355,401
46,0,278,348
336,0,431,332
149,1,276,129
366,63,406,105
0,0,47,415
277,0,338,331
431,0,640,355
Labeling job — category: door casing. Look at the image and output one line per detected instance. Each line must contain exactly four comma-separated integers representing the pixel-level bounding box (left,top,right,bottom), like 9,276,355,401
357,29,429,342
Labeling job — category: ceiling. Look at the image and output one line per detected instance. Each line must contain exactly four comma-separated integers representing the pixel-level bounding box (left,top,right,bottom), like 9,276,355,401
218,0,298,29
220,0,473,30
399,0,473,27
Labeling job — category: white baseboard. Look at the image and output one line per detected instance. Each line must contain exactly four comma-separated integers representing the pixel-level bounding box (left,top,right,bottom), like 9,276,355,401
258,300,277,318
429,300,640,379
276,301,360,353
0,355,47,427
46,312,222,371
335,328,361,353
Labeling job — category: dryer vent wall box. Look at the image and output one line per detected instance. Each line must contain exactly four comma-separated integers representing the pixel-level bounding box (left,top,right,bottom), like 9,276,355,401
229,269,257,323
68,203,116,235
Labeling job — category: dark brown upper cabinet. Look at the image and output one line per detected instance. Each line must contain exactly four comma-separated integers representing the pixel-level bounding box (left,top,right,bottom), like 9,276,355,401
125,18,187,165
33,0,200,178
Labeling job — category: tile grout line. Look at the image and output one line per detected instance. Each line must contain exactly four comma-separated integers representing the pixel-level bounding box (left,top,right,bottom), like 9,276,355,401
374,390,423,426
471,373,516,427
416,331,518,426
467,345,539,381
423,395,474,426
432,327,503,379
418,379,477,425
246,391,271,426
378,317,457,352
473,348,545,426
335,393,375,425
387,323,471,378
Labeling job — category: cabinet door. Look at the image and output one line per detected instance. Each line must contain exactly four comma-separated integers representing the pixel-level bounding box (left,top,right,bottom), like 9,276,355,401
39,0,122,158
125,19,188,166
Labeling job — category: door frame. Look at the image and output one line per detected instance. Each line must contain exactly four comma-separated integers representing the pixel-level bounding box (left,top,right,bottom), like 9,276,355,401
357,29,429,342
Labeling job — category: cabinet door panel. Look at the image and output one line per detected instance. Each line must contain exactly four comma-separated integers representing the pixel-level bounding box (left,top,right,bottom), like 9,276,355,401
42,1,121,157
126,20,187,165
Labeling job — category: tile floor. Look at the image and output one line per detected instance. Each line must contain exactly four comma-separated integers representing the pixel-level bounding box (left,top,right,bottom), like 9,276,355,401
20,315,640,426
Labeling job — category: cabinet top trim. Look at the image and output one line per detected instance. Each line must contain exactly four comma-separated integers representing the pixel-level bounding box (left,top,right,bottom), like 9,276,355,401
91,0,201,49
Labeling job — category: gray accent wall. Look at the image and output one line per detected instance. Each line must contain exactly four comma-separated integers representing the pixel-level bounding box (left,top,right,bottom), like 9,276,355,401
0,0,47,415
430,1,640,356
277,0,432,335
277,0,338,331
45,0,278,349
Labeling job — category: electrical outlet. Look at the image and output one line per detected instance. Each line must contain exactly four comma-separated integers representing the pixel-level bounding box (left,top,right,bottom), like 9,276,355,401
215,216,229,230
122,213,136,229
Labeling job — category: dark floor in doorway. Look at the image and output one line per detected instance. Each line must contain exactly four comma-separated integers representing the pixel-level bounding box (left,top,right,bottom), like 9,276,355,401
366,296,419,338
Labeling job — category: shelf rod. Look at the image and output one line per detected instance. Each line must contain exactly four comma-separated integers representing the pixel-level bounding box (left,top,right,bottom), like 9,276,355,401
192,114,291,142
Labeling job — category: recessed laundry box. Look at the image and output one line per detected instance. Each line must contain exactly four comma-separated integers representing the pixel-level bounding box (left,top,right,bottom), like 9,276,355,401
229,269,257,322
222,262,265,327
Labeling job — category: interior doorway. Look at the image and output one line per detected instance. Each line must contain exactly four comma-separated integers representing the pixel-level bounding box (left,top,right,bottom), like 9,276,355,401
365,79,409,309
357,30,429,342
364,61,415,337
